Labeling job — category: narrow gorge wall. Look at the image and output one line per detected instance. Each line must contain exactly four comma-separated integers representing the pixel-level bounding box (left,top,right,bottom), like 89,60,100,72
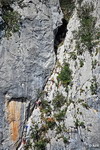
0,0,100,150
18,0,100,150
0,0,63,149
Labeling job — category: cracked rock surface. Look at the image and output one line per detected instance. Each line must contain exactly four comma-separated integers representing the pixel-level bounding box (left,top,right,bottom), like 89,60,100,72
0,0,100,150
0,0,63,149
18,0,100,150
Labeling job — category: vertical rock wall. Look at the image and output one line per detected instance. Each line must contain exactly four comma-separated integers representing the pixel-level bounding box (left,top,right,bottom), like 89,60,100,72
20,0,100,150
0,0,63,149
0,0,100,150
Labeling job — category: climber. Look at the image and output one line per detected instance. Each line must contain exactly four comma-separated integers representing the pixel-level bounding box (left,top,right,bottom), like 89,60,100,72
35,99,41,108
22,138,26,145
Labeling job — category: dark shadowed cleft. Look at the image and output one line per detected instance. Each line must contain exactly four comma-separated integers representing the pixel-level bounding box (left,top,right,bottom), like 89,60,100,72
54,18,67,54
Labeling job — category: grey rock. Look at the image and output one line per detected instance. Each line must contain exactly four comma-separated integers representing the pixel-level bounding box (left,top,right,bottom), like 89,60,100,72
0,0,63,149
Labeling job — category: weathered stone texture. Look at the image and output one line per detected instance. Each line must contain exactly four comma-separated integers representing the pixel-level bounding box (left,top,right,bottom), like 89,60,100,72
0,0,63,149
21,0,100,150
0,0,100,150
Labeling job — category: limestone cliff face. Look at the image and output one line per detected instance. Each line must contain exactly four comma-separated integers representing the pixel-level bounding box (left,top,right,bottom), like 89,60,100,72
0,0,100,150
0,0,63,149
18,0,100,150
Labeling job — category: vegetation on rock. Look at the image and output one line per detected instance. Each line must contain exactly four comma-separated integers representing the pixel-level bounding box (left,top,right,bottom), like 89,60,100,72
62,136,69,144
24,123,50,150
0,0,12,5
90,76,98,95
52,92,66,110
82,102,89,109
34,139,47,150
79,59,84,67
92,59,98,69
59,0,75,21
54,109,66,121
0,0,24,6
2,9,21,38
73,2,99,55
40,100,52,115
74,119,85,128
69,51,77,60
0,0,21,38
57,63,72,92
45,117,56,130
77,3,96,53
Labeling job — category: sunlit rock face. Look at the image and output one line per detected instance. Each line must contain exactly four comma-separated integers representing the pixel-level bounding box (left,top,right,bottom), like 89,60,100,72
0,0,100,149
17,0,100,150
0,0,63,149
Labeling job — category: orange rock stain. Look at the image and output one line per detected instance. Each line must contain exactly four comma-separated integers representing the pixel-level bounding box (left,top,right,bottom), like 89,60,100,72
7,101,21,142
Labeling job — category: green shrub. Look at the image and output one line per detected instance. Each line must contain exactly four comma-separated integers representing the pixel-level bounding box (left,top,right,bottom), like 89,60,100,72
0,0,24,6
41,100,49,109
30,122,50,149
56,125,63,134
80,88,85,94
92,60,97,69
0,0,12,5
79,59,84,67
40,100,52,115
77,0,83,6
34,139,46,150
30,124,49,149
57,63,72,91
31,124,40,141
2,9,21,38
76,42,84,55
54,109,66,121
69,52,77,60
59,0,75,21
90,77,98,95
45,117,56,130
78,99,84,103
52,93,66,110
24,141,32,150
79,121,85,128
82,102,89,109
62,136,69,144
95,31,100,40
74,119,85,128
77,3,96,53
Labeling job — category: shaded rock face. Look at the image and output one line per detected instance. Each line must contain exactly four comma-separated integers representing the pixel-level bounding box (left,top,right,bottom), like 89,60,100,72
0,0,63,149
